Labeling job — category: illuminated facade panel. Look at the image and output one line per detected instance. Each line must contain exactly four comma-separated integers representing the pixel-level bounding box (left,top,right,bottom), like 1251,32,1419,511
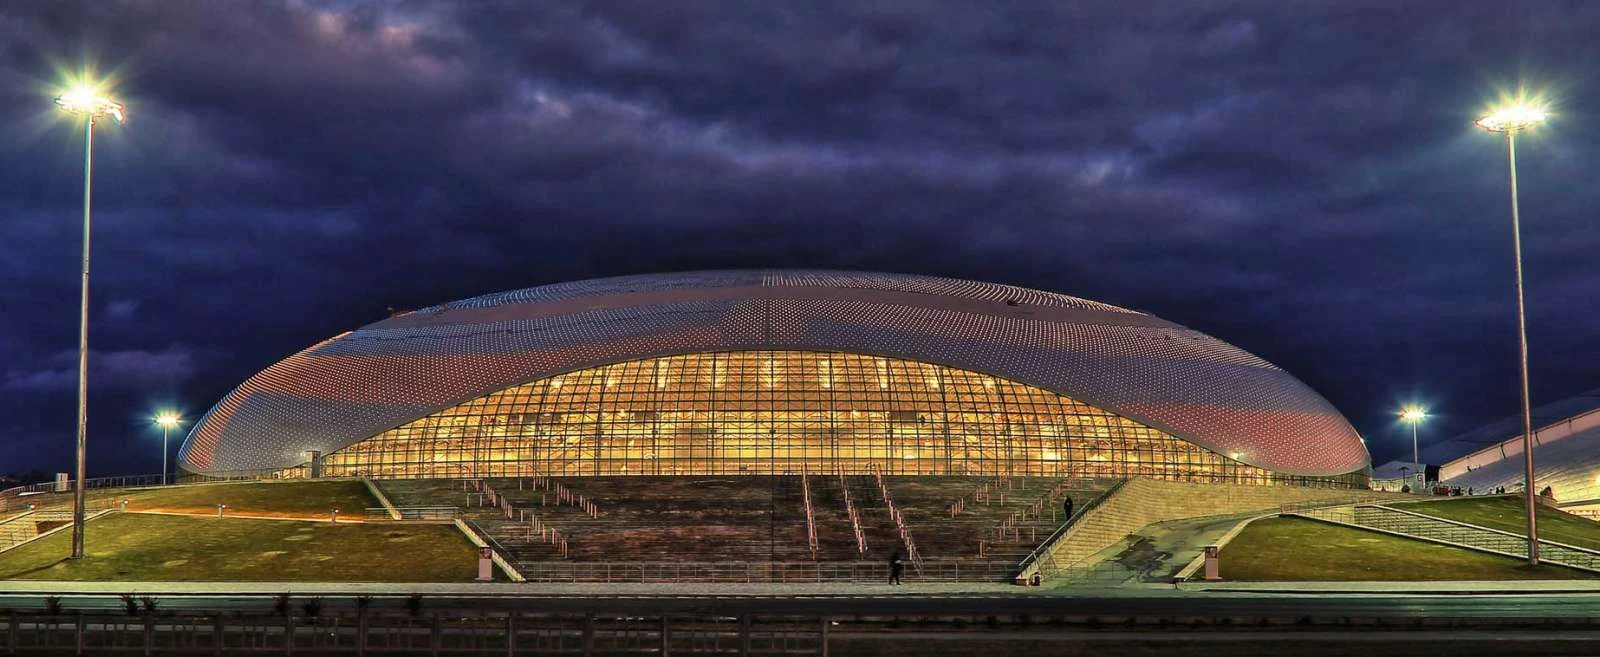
180,270,1371,481
316,351,1361,487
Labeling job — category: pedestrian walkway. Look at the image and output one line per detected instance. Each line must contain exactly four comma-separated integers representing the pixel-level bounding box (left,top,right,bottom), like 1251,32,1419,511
1051,513,1259,588
0,579,1027,597
1182,579,1600,594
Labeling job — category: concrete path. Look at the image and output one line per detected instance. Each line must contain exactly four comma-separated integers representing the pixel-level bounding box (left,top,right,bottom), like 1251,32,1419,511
1182,579,1600,594
0,580,1027,597
1052,513,1256,588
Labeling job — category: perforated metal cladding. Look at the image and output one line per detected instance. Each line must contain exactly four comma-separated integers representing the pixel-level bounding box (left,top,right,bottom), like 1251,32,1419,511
423,269,1134,314
1439,423,1600,503
181,270,1369,476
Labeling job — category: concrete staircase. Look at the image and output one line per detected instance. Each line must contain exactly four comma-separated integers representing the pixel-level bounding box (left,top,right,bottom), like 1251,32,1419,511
0,509,114,553
1292,503,1600,573
1018,478,1414,582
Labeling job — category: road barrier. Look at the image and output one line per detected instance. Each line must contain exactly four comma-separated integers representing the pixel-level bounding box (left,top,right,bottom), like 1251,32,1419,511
0,610,830,655
509,560,1017,583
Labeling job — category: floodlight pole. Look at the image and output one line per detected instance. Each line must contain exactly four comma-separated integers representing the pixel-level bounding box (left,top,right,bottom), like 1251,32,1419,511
1505,129,1540,566
71,114,94,560
1411,422,1419,467
161,422,171,486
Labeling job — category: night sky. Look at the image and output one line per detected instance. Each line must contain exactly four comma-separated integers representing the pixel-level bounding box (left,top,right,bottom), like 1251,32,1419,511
2,1,1597,478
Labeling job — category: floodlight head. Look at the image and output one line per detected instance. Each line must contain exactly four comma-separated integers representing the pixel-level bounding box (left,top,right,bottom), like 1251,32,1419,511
1476,104,1546,133
1399,406,1428,424
54,85,125,123
154,412,182,428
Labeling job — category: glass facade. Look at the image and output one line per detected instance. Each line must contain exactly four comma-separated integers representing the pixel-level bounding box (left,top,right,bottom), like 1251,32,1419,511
314,351,1364,487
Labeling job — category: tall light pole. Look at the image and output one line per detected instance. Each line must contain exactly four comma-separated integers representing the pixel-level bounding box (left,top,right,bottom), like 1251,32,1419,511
154,412,182,485
54,84,125,560
1476,102,1547,566
1399,406,1427,469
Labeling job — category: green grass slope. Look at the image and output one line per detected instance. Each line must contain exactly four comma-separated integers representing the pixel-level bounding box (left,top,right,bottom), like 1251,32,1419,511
0,513,480,582
1396,497,1600,550
1217,517,1593,581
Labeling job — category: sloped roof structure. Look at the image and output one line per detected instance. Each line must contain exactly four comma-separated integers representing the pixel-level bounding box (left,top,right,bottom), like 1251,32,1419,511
179,270,1369,477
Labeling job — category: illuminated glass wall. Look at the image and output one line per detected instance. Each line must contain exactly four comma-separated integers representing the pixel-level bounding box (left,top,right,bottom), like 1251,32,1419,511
316,351,1363,487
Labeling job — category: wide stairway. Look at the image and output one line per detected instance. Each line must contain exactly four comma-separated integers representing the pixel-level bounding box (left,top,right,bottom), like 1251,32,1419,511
0,511,72,550
377,475,1106,582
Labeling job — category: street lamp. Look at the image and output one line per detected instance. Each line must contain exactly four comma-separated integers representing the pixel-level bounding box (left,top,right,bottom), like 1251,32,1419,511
1399,406,1427,467
153,412,182,486
54,83,125,561
1476,99,1547,566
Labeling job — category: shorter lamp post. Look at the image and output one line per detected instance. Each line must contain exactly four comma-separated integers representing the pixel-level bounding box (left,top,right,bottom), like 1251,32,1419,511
154,412,182,485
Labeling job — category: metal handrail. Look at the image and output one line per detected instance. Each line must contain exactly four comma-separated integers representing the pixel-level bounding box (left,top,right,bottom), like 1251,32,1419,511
1291,504,1600,573
800,471,818,560
463,518,513,557
9,474,166,495
1012,477,1130,578
838,471,867,555
1278,492,1398,515
509,559,1018,583
870,466,923,574
367,505,459,520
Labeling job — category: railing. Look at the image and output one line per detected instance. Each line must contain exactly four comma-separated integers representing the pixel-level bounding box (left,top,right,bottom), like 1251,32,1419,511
0,610,833,655
511,560,1018,583
366,506,458,520
800,471,818,561
7,474,166,497
472,480,569,558
509,477,600,518
460,518,529,576
870,467,923,574
989,478,1086,553
838,472,867,555
1291,503,1600,573
176,466,311,483
1012,478,1130,581
1278,492,1403,515
1,507,119,552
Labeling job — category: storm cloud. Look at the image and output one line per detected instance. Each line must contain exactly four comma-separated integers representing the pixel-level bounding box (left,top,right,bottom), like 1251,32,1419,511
1,1,1597,476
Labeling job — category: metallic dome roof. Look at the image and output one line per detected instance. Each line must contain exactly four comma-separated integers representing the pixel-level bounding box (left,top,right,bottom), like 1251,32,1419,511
179,270,1369,476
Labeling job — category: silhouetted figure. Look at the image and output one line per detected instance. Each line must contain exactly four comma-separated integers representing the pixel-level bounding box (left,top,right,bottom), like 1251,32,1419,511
1062,496,1074,519
1541,485,1555,500
888,551,905,585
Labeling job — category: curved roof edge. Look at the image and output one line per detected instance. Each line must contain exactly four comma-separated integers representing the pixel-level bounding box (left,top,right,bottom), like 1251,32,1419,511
179,269,1370,477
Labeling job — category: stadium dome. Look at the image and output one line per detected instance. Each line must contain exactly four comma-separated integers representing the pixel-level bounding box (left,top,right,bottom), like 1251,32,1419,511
178,270,1370,485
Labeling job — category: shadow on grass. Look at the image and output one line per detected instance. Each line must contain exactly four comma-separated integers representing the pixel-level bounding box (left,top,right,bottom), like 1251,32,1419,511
5,557,71,578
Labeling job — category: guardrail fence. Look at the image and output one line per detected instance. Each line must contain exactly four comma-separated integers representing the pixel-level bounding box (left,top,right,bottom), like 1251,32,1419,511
0,611,828,656
365,506,459,520
1289,503,1600,573
511,560,1016,584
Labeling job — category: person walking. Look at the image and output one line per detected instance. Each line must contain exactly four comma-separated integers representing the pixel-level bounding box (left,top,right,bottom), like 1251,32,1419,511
1062,496,1074,520
888,551,905,585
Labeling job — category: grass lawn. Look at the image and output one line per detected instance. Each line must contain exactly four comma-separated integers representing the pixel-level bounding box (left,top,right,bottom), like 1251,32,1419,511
1396,497,1600,550
1217,517,1594,581
112,481,379,519
0,513,481,581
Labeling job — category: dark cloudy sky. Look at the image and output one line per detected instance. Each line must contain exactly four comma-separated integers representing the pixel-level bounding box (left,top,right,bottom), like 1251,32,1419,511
2,1,1598,477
